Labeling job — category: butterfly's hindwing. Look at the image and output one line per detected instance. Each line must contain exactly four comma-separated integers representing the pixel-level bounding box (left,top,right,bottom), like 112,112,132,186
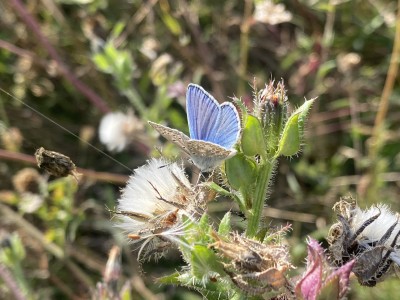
209,102,240,149
186,140,232,157
186,84,240,148
186,140,235,172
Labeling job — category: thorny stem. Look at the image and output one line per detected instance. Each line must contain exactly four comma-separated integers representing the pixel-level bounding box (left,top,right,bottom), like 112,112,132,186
238,0,253,96
8,0,110,113
246,160,275,237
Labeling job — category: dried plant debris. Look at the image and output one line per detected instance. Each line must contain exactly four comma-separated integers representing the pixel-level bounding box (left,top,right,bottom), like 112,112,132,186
327,197,400,286
35,147,80,180
210,231,294,297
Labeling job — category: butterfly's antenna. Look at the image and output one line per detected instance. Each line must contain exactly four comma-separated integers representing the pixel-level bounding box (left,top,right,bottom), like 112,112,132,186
0,87,132,172
158,162,173,169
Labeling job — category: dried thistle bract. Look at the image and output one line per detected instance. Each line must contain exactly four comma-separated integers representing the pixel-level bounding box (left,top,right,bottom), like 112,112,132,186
210,230,293,297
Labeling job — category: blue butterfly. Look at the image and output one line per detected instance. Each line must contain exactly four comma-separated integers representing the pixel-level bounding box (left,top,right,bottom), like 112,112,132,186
149,83,241,172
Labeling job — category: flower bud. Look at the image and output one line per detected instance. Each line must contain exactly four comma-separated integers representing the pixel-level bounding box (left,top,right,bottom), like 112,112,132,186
253,80,288,156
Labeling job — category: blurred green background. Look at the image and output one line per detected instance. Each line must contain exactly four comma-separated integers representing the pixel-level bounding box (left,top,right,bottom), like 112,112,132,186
1,0,400,299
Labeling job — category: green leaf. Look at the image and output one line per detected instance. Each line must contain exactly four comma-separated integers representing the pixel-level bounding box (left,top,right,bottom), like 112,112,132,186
241,115,266,157
162,14,182,36
191,245,224,280
158,272,181,285
111,22,125,39
218,212,231,237
276,112,300,157
199,213,210,232
276,98,316,157
225,153,257,190
92,53,111,73
205,182,246,212
206,182,231,196
317,275,340,300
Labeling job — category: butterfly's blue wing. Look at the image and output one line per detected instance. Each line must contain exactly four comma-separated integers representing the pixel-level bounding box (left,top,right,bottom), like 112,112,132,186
186,84,240,149
187,84,220,142
209,103,240,149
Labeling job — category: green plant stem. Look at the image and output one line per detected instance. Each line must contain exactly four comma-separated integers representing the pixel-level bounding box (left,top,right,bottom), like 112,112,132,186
238,0,253,96
246,161,275,237
123,89,147,118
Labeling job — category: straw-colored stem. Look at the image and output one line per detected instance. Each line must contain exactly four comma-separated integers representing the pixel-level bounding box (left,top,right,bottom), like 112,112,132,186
0,148,128,184
370,0,400,153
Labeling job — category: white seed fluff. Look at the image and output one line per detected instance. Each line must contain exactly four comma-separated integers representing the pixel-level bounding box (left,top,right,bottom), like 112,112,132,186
351,204,399,245
99,111,142,152
116,158,191,235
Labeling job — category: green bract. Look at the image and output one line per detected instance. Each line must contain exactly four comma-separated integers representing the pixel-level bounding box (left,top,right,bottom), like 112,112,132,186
276,98,316,157
241,115,266,157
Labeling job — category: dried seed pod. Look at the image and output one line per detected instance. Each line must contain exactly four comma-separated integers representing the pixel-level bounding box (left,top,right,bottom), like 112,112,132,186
35,147,80,180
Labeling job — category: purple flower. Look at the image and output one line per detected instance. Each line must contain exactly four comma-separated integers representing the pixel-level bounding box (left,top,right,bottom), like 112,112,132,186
295,238,354,300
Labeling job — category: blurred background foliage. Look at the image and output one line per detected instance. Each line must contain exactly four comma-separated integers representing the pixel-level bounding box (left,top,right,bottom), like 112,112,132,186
0,0,400,299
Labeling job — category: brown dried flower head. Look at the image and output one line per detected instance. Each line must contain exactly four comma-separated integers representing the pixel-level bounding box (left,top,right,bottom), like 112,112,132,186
210,230,293,297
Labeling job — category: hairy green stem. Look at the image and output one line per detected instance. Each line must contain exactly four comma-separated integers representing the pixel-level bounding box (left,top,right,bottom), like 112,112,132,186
246,161,275,237
123,89,147,118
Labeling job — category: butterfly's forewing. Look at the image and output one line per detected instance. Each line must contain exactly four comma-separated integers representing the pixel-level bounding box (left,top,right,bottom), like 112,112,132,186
186,84,240,149
186,84,221,142
148,121,190,155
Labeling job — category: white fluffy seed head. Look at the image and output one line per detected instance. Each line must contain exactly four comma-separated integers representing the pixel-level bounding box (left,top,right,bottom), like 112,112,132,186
254,0,292,25
115,158,191,235
351,204,400,248
99,111,143,152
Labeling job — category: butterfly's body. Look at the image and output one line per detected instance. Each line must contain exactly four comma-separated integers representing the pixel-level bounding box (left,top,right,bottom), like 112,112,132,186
149,84,240,172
